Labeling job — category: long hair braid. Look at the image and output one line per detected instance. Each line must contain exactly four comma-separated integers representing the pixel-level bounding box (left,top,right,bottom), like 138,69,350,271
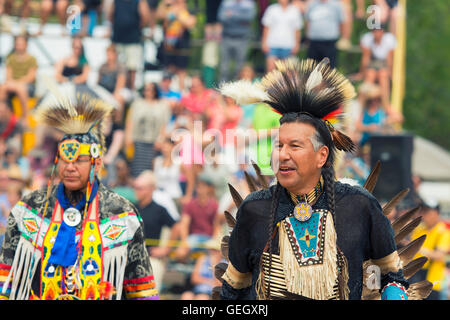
322,165,336,217
265,182,282,299
322,166,336,224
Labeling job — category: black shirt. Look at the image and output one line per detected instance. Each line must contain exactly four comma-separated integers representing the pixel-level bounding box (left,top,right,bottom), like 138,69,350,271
139,200,175,244
222,181,408,300
112,0,142,44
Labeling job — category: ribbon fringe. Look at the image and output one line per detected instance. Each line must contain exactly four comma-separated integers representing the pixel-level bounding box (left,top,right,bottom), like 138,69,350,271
3,238,41,300
103,245,128,300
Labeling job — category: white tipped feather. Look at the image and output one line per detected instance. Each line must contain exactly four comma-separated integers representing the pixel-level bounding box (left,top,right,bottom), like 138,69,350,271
219,80,269,106
305,66,323,92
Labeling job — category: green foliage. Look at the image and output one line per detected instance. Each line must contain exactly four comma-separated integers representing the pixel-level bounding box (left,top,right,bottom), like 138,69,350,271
403,0,450,150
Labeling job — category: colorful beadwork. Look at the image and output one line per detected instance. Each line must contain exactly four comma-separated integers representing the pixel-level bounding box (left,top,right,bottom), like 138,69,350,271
59,139,81,162
282,209,328,266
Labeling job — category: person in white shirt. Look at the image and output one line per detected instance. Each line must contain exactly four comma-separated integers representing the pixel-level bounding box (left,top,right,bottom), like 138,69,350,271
359,24,398,113
261,0,303,72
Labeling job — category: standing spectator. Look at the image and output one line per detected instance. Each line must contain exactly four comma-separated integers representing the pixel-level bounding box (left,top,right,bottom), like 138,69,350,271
261,0,303,72
108,0,150,90
204,0,223,41
110,156,138,204
134,170,176,292
304,0,346,68
157,0,197,92
410,201,450,300
359,24,396,111
38,0,69,35
217,0,256,82
125,82,171,178
97,44,129,123
0,35,37,126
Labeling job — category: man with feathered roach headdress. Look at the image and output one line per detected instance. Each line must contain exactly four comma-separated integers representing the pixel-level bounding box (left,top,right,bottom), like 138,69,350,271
218,58,411,300
0,96,159,300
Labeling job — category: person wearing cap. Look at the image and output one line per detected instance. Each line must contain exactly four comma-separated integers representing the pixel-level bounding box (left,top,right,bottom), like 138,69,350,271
218,58,410,300
0,97,158,300
410,200,450,300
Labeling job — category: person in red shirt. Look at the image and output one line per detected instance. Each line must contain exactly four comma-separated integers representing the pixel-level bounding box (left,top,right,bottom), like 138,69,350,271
180,75,219,126
172,174,221,260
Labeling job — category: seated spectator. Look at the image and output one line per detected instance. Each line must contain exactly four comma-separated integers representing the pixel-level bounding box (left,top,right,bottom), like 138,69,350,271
125,82,171,178
134,170,177,292
180,246,223,300
261,0,303,72
159,72,182,102
38,0,69,36
97,44,129,123
180,75,219,126
358,24,396,111
339,145,371,186
54,36,90,85
156,0,197,92
355,83,387,146
236,64,259,130
0,34,37,126
0,100,23,154
159,73,182,132
170,174,221,261
153,137,195,206
305,0,346,68
110,156,137,204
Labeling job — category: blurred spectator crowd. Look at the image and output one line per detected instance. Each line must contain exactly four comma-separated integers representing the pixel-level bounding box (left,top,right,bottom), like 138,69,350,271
0,0,448,300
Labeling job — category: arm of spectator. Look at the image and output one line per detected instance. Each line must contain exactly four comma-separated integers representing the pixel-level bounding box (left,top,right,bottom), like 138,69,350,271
107,1,114,23
386,49,394,78
54,59,69,83
73,64,90,84
292,29,301,55
5,61,14,82
355,0,365,19
180,164,195,205
124,106,134,149
177,213,191,248
104,129,124,165
18,64,37,85
359,46,371,75
139,0,151,27
113,71,127,97
178,8,197,30
261,26,270,54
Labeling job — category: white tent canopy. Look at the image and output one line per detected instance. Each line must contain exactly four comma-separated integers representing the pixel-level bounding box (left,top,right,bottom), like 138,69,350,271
413,135,450,181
